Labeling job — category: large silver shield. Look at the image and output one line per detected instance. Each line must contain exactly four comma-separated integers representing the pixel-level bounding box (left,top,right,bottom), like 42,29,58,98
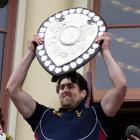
36,7,106,76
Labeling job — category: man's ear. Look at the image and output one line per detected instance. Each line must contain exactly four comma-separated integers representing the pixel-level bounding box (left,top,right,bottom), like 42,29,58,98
81,90,87,100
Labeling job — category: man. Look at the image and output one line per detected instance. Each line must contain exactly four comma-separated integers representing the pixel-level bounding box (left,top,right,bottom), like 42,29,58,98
6,32,127,140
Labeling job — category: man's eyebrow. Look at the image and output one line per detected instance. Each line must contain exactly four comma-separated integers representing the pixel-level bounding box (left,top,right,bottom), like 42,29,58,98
60,83,74,86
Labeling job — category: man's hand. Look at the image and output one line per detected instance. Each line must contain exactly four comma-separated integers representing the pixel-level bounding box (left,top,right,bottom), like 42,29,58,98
28,35,44,53
96,32,111,50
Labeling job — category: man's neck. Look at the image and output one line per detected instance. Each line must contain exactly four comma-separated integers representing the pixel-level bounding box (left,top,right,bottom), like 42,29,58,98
59,101,85,112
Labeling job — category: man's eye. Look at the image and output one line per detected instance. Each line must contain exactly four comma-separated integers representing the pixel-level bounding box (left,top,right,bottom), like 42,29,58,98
67,84,74,89
59,86,65,90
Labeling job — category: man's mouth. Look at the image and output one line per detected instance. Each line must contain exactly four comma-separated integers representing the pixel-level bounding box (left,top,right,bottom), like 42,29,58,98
62,93,71,98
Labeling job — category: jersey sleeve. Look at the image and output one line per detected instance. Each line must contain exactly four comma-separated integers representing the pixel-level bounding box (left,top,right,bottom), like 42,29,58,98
25,102,49,131
93,103,114,136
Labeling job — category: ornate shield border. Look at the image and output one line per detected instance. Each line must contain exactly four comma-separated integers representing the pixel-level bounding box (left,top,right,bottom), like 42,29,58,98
36,7,106,76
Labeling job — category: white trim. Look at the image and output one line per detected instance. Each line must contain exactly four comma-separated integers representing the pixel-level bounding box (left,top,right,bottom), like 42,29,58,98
40,109,54,140
93,106,108,137
34,108,51,134
40,108,97,140
97,118,108,137
79,107,97,140
7,0,27,139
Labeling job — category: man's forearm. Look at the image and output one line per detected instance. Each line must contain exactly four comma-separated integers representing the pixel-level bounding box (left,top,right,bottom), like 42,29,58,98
6,36,43,118
96,32,127,116
6,50,35,94
102,49,127,88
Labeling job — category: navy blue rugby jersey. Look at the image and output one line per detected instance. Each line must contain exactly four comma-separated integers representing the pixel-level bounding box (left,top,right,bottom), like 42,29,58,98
25,102,113,140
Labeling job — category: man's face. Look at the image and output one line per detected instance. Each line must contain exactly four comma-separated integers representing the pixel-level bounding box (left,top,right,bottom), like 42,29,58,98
58,78,86,109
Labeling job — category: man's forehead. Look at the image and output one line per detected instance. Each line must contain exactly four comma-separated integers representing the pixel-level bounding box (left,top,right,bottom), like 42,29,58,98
60,78,73,85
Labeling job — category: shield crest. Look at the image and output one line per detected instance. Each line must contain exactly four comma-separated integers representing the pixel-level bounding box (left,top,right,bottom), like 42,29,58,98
36,7,106,76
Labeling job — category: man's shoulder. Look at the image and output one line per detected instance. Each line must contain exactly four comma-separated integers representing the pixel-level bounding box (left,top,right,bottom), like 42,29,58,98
35,102,54,114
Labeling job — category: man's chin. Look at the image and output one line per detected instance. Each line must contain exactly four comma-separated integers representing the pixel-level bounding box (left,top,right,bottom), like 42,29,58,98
61,102,73,109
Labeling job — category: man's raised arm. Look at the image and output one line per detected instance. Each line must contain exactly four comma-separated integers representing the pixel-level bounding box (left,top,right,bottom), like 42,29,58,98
6,35,43,118
96,32,127,117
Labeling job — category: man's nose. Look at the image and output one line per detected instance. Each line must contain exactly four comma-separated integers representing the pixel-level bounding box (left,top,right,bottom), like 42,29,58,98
63,85,70,91
61,84,73,92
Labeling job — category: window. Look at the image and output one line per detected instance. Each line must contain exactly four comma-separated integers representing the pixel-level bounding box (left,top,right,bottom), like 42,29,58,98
0,0,18,130
89,0,140,101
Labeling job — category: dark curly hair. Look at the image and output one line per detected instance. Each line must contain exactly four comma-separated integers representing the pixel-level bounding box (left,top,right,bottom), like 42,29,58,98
55,71,89,101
